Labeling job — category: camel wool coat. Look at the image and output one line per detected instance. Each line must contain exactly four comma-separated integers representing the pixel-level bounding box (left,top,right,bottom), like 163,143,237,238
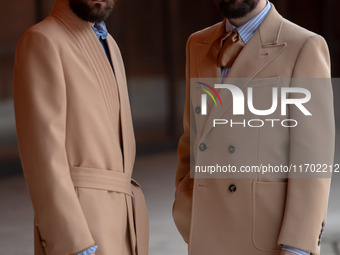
13,1,148,255
173,4,335,255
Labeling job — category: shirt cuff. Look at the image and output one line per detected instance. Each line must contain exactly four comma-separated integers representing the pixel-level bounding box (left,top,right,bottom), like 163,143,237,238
282,245,310,255
77,245,98,255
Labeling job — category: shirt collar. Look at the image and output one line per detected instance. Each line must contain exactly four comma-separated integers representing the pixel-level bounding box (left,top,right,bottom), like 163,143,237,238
92,21,108,40
227,0,271,44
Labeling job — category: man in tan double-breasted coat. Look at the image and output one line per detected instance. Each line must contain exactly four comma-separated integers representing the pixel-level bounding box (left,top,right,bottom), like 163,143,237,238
13,0,148,255
173,0,335,255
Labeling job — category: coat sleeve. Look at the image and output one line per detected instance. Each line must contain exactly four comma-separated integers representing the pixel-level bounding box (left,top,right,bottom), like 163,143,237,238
175,34,195,187
277,34,335,254
172,34,196,243
13,30,95,255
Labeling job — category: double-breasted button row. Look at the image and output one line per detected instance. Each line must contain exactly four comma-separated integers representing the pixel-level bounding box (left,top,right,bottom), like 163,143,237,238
199,144,236,153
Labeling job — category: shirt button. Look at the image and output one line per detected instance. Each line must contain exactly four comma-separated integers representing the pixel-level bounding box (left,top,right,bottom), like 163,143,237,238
228,145,236,153
195,106,201,114
228,184,237,193
199,143,207,151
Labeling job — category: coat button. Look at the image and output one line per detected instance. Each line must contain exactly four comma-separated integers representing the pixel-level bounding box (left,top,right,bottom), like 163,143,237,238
195,106,201,114
229,184,237,193
228,145,236,153
41,240,46,248
199,143,207,151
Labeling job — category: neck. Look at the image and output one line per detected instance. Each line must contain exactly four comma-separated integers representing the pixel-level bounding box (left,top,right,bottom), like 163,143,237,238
229,0,267,27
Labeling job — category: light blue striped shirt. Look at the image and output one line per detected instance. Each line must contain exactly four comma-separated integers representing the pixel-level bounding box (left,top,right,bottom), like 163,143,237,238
282,246,311,255
235,1,271,44
77,245,98,255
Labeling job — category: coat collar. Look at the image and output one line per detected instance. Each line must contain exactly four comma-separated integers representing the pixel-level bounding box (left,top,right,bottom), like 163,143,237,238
195,3,287,138
198,3,282,46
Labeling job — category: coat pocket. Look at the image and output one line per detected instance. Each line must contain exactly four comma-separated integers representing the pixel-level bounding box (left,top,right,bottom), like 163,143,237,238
252,181,287,252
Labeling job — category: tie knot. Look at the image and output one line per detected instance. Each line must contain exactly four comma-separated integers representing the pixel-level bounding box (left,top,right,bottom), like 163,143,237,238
209,28,245,68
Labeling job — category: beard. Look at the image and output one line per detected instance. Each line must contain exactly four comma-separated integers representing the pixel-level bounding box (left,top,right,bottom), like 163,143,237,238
214,0,259,19
69,0,115,23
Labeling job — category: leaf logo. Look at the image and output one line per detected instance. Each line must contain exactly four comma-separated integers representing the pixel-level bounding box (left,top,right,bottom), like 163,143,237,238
196,82,222,106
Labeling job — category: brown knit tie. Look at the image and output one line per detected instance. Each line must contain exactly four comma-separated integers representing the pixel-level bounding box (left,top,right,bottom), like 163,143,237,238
210,28,245,68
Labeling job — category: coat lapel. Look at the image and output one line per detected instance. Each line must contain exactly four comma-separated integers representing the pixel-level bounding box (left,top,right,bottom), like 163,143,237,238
197,4,287,138
106,38,136,173
195,43,221,79
195,19,228,79
192,20,229,119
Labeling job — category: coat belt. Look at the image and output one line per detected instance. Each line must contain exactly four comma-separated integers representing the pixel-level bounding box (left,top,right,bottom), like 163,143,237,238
70,166,149,255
